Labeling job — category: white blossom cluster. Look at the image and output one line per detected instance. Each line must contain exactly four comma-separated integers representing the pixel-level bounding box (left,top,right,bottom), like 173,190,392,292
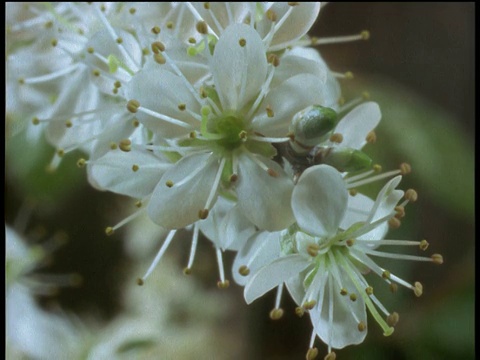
6,2,443,358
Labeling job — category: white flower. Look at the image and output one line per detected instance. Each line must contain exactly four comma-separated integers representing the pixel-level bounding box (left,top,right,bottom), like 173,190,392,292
244,165,442,357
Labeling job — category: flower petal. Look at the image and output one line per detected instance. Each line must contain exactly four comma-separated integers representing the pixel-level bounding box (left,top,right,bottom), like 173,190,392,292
211,23,267,110
244,254,309,304
292,165,348,237
147,153,219,229
236,151,294,231
340,193,374,230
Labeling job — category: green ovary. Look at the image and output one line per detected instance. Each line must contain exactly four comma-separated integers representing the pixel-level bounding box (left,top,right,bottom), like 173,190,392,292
208,113,247,150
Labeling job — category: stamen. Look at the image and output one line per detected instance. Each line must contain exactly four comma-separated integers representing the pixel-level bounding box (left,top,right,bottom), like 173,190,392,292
324,352,336,360
269,284,284,320
215,247,229,288
184,223,200,274
139,229,177,284
21,64,79,84
104,207,146,236
387,312,399,326
313,30,370,45
135,104,194,129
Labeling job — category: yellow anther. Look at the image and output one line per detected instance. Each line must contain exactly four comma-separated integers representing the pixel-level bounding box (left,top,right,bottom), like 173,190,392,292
189,131,197,139
238,130,248,140
349,189,358,196
76,158,86,168
399,162,412,175
373,164,382,172
196,21,208,34
389,283,398,293
266,9,277,21
65,120,73,128
112,88,118,95
217,280,230,289
365,286,374,295
239,38,246,47
132,119,139,127
198,208,209,219
188,37,197,44
105,227,114,236
87,47,94,54
151,26,161,35
361,30,370,40
142,48,150,56
346,238,355,247
238,265,250,276
388,217,401,229
366,130,377,143
151,41,165,54
288,2,300,6
303,300,316,310
267,53,280,67
295,307,305,317
178,103,186,111
362,91,371,100
358,321,367,332
394,206,405,219
57,149,65,157
405,189,418,202
387,312,399,326
414,281,423,297
307,244,320,257
329,133,344,143
45,21,53,28
166,21,174,29
349,293,357,302
337,96,345,106
154,53,166,64
431,254,444,265
32,117,40,125
203,2,210,10
114,80,122,88
165,180,174,188
119,139,132,152
92,69,100,77
136,278,144,286
129,7,136,14
132,164,139,172
100,4,106,11
18,78,25,85
135,200,142,208
51,38,58,47
269,308,284,320
344,71,354,80
183,267,192,275
324,351,336,360
109,142,118,150
266,105,275,118
419,239,429,251
306,347,318,360
127,99,140,113
116,37,123,44
340,288,348,296
267,168,279,177
230,173,238,182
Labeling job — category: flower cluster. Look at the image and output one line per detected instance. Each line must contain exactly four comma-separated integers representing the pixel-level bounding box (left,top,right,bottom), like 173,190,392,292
7,2,443,358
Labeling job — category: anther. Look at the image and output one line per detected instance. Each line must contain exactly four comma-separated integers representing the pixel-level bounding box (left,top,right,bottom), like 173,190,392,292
373,164,382,172
306,347,318,360
307,244,320,257
337,96,345,106
116,37,123,44
189,131,196,138
217,280,230,289
76,158,86,168
196,21,208,35
132,119,140,127
229,174,238,182
51,39,58,47
203,2,210,10
64,120,72,128
105,227,114,236
57,149,65,157
32,117,40,125
18,78,25,85
45,21,53,28
382,271,391,279
129,7,136,14
358,321,367,332
154,53,166,64
399,162,411,175
142,48,150,56
414,281,423,297
178,103,186,111
288,2,300,6
431,254,444,265
405,189,418,202
238,265,250,276
419,239,429,251
266,9,277,22
389,283,398,293
136,278,144,286
349,189,358,196
303,300,316,310
151,41,165,54
267,168,279,177
295,307,305,317
346,239,355,247
135,201,142,208
394,206,405,218
188,37,196,44
198,208,209,219
109,142,118,150
330,133,343,144
340,288,348,296
267,53,280,67
388,217,401,229
387,312,399,326
365,286,374,295
151,26,161,35
238,130,248,140
361,30,371,40
165,180,174,188
366,130,377,143
166,21,174,30
183,267,192,275
119,139,132,152
127,99,140,113
239,38,246,47
87,47,94,54
132,164,139,172
344,71,354,79
324,351,336,360
349,293,357,302
266,105,275,117
270,308,284,320
92,69,100,77
362,91,371,100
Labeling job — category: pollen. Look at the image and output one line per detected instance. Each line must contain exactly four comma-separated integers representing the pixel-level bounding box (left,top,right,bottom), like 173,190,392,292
303,300,316,310
306,347,318,360
270,308,284,320
105,227,114,236
198,208,209,219
114,80,122,88
238,265,250,276
266,9,277,22
151,41,165,53
238,130,248,140
165,180,174,188
267,168,279,177
387,312,399,326
366,130,377,143
388,217,401,229
414,281,423,297
295,306,305,317
132,164,139,172
76,158,86,168
431,254,444,265
399,162,412,175
307,244,320,257
119,139,132,152
151,26,161,35
217,280,230,289
358,321,367,332
419,239,429,251
239,38,247,47
154,53,166,64
127,99,140,113
196,21,208,35
394,206,405,218
405,189,418,202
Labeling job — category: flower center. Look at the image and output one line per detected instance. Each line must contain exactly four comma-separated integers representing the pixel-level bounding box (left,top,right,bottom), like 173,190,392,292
208,112,247,150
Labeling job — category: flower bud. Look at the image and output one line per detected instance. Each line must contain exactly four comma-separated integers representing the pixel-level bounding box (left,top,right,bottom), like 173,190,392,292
318,147,372,172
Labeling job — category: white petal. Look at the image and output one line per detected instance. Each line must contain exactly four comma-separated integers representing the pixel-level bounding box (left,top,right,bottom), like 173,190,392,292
232,231,281,286
211,23,267,110
220,203,257,251
334,102,381,150
367,175,404,224
293,165,347,237
340,193,374,230
252,73,334,137
88,149,171,199
191,3,250,37
236,152,294,231
147,153,219,229
244,254,309,304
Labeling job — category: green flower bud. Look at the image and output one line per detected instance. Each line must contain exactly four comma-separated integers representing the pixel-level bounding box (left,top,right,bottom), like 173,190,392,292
319,147,372,173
